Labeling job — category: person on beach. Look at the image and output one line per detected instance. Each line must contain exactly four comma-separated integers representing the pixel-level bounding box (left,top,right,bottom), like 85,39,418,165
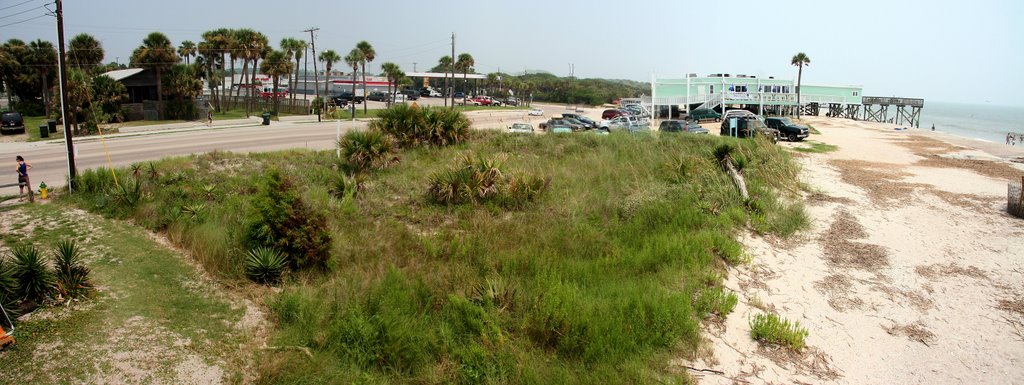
931,124,935,131
206,101,214,127
16,155,34,203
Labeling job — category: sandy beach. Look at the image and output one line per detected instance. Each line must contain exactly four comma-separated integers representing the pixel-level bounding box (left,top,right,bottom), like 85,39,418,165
679,116,1024,384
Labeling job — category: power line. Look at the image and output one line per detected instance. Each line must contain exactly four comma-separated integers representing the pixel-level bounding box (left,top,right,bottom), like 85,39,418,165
0,12,47,28
0,0,38,12
0,4,44,19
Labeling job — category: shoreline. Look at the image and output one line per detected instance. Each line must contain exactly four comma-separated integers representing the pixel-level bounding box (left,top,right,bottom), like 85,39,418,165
687,116,1024,384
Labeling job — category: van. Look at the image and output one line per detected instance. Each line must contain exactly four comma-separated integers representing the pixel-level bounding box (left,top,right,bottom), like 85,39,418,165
1,112,26,135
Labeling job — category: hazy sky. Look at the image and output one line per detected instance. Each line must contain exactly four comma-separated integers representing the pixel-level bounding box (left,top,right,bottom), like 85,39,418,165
2,0,1021,105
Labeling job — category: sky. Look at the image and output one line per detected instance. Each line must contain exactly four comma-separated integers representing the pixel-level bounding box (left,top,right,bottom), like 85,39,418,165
2,0,1022,106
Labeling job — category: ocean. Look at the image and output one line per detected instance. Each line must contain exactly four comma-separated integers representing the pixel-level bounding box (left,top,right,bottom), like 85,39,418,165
918,102,1024,144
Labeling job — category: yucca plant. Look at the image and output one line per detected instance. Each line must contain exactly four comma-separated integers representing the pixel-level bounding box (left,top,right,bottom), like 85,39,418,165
329,174,364,199
0,256,19,315
12,245,55,302
338,129,398,173
244,247,288,285
370,104,470,147
53,240,93,299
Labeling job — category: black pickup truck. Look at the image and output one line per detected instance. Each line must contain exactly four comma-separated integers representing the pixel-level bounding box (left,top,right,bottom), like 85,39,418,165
764,117,810,142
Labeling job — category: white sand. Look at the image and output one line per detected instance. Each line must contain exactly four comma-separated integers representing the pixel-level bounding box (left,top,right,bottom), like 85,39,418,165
679,116,1024,384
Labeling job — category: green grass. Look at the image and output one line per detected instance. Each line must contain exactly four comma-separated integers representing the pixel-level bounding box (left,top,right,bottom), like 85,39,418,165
0,202,250,383
749,313,809,351
65,129,808,384
454,105,528,112
793,141,839,153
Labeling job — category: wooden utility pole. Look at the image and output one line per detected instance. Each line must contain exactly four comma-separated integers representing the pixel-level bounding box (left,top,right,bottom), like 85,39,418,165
450,33,455,108
304,28,320,122
55,0,76,191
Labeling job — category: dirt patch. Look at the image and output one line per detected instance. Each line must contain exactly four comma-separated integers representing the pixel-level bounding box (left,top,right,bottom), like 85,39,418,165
916,155,1024,182
828,159,932,206
996,299,1024,316
882,321,936,346
758,346,843,381
813,274,864,312
820,210,889,270
805,191,855,206
889,136,963,156
915,263,990,280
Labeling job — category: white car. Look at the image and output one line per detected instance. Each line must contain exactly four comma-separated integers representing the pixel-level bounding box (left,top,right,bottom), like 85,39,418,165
508,123,534,133
391,93,408,103
528,108,544,116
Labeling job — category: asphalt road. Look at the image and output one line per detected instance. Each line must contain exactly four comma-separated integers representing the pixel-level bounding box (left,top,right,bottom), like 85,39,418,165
0,119,367,196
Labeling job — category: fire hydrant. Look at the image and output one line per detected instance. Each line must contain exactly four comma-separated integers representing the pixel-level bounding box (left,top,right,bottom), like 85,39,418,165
39,181,47,200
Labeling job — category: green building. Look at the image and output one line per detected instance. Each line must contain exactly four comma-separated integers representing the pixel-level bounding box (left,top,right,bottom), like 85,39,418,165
647,73,862,117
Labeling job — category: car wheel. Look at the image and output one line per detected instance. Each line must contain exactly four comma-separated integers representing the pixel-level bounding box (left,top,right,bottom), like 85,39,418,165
788,133,798,142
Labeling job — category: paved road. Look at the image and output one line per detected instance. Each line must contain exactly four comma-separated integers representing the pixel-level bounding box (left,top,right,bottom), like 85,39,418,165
0,119,368,196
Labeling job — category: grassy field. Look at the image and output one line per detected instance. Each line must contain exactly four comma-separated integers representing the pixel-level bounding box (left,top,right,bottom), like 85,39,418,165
63,129,806,384
0,203,255,383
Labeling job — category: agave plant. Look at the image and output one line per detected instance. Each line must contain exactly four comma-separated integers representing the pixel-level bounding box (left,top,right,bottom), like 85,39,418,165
244,247,288,285
53,240,92,299
12,245,55,302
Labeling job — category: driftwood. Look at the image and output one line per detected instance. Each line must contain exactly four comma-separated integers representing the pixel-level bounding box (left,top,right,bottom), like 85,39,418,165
722,157,749,200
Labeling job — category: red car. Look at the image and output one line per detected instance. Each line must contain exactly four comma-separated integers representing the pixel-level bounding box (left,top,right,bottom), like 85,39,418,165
470,96,494,106
602,109,626,120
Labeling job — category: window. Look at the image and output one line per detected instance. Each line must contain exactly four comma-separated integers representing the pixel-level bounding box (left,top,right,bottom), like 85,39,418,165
853,91,859,96
737,85,747,92
772,85,780,93
782,86,790,93
710,85,714,94
729,85,735,92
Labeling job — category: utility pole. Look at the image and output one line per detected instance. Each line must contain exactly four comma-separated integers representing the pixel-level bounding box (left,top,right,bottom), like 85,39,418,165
450,32,455,108
55,0,76,192
413,62,417,72
304,28,320,122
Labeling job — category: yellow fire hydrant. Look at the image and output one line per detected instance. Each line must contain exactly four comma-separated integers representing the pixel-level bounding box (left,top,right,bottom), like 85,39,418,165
39,181,48,200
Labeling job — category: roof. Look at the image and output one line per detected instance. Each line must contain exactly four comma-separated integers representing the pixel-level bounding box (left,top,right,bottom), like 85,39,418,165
101,68,145,82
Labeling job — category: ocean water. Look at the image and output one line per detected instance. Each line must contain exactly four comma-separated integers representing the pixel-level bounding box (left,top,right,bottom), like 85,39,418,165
918,102,1024,144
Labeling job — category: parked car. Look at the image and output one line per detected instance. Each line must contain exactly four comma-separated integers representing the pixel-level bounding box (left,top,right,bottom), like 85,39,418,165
561,113,598,129
508,123,534,133
722,109,756,121
333,91,364,104
764,117,810,142
602,109,627,120
1,112,25,135
720,116,779,143
548,125,573,134
391,92,408,103
401,89,420,100
528,108,544,116
562,117,593,129
454,92,466,99
330,96,349,107
659,120,709,134
504,97,519,106
539,118,587,132
622,105,647,117
689,108,721,121
422,89,442,97
600,115,650,132
367,91,390,102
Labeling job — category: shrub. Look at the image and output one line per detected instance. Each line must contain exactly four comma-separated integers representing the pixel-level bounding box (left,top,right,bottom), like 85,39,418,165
11,245,55,302
245,169,332,269
338,129,398,173
0,257,18,313
427,154,549,208
244,247,288,284
370,104,470,147
693,286,738,319
749,313,808,351
52,240,93,299
328,173,363,200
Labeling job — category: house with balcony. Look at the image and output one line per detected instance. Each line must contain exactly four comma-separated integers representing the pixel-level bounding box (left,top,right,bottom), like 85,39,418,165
646,73,862,118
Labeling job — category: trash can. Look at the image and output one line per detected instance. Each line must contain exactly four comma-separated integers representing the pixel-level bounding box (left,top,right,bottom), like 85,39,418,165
47,119,57,133
261,112,271,125
39,123,49,138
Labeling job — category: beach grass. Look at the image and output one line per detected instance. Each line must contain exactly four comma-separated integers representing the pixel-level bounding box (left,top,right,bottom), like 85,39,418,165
793,141,838,153
64,129,807,384
749,313,809,351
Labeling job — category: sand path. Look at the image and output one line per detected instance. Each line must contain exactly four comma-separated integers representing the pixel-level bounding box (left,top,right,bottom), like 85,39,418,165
681,117,1024,384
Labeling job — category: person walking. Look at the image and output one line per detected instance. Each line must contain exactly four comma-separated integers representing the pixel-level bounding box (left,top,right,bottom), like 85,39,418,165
16,155,33,203
206,101,214,127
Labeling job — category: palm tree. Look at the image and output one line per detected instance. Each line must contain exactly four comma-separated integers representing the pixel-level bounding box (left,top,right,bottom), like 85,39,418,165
356,41,375,114
791,52,810,118
319,49,341,109
201,28,231,111
197,40,220,109
344,49,363,109
438,55,452,107
68,33,103,72
130,32,179,104
178,40,197,65
260,50,294,114
279,37,303,107
456,53,474,96
229,29,255,108
380,62,402,106
26,40,57,116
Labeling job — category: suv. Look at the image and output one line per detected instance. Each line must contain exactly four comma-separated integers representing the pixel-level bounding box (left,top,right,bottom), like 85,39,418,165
689,108,721,122
1,112,25,135
600,115,650,132
367,91,390,102
561,113,598,128
764,117,809,142
401,89,420,101
720,116,778,143
333,91,364,104
658,120,708,134
602,109,626,120
539,118,587,132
